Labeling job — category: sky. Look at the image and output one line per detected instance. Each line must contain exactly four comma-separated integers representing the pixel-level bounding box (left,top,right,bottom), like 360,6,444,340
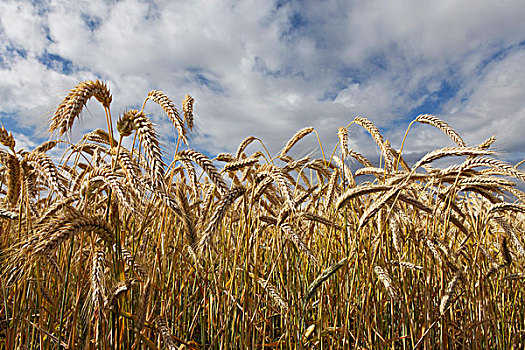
1,0,525,167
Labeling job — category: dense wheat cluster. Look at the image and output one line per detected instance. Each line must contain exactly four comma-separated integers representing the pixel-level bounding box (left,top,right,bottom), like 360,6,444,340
1,81,524,349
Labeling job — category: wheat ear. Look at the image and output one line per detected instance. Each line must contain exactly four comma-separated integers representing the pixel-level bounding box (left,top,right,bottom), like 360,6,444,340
91,248,107,314
255,276,289,312
304,257,348,306
174,183,197,247
338,127,348,159
156,318,177,350
412,147,492,170
374,266,399,301
440,269,465,314
280,222,317,264
278,126,314,157
358,185,404,230
135,278,152,333
30,209,114,256
5,154,21,207
0,124,16,150
354,117,394,170
258,166,296,210
146,90,187,145
50,80,112,135
182,94,195,131
199,187,246,249
415,114,466,147
336,185,393,210
122,110,166,191
178,149,229,195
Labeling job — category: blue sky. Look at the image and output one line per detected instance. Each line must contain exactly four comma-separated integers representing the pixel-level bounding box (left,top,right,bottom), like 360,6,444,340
1,0,525,165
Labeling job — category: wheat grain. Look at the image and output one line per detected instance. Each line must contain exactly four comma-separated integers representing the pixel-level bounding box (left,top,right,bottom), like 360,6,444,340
0,208,18,219
216,152,237,162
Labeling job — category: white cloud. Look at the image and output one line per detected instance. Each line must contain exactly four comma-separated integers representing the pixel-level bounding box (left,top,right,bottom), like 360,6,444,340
0,0,524,166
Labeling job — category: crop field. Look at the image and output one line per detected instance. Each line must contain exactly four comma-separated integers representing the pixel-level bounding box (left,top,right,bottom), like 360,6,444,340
0,80,524,349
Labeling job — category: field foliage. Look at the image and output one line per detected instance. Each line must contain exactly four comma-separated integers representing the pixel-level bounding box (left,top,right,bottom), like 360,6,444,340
1,81,524,349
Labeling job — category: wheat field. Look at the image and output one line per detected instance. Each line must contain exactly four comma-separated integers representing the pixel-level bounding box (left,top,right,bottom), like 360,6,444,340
0,81,524,349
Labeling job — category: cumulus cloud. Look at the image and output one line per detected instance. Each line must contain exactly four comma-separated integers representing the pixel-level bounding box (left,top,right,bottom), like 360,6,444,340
0,0,524,166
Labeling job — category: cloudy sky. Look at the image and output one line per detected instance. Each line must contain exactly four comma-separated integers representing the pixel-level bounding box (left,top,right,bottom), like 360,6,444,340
1,0,525,166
